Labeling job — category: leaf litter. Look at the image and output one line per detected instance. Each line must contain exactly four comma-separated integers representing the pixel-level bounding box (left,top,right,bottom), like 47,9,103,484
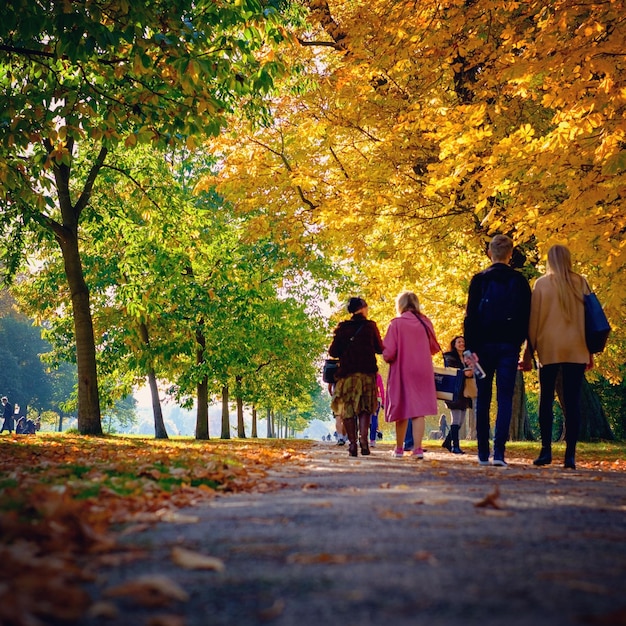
0,434,308,625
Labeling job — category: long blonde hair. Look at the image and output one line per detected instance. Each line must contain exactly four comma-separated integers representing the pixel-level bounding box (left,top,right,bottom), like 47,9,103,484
546,245,581,321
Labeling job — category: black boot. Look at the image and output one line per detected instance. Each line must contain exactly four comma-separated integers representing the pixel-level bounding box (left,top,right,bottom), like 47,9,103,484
451,424,464,454
441,429,452,452
343,418,358,457
533,447,552,466
535,412,553,466
358,413,371,456
564,442,576,469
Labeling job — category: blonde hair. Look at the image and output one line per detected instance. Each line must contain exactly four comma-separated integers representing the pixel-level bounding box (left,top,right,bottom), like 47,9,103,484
546,245,580,320
396,291,420,315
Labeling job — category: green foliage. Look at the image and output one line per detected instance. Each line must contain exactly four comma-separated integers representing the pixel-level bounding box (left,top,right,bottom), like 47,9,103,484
0,0,296,434
589,372,626,440
0,306,76,413
102,395,139,435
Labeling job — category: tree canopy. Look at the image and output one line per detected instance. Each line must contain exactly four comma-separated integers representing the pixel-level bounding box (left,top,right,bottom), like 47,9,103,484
1,0,624,439
0,0,296,433
209,0,625,375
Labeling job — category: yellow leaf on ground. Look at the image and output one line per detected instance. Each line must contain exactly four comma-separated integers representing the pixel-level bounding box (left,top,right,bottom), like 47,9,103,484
104,575,189,606
171,547,225,571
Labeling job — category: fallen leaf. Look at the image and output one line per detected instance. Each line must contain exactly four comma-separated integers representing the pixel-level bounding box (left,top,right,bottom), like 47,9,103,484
87,601,119,619
157,510,200,524
414,551,438,565
171,547,225,571
258,599,286,622
104,575,190,606
378,509,406,519
286,552,350,564
475,485,502,509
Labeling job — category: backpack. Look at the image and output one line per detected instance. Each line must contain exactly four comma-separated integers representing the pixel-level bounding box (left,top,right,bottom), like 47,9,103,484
477,275,520,328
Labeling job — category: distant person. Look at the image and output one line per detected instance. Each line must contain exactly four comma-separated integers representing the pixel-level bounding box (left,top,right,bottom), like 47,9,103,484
439,414,449,438
16,415,37,435
369,372,385,447
441,336,474,455
464,235,531,467
329,297,384,457
1,396,14,434
15,415,26,434
383,291,439,459
524,245,592,470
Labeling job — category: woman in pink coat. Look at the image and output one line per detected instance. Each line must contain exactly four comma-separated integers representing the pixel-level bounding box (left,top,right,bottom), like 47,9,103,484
383,291,440,458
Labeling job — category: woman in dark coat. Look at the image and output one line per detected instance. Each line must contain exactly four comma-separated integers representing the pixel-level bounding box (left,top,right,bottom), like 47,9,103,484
328,297,384,457
441,336,474,454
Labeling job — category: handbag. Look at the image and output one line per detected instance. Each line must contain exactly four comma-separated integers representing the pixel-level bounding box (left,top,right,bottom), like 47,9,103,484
463,374,478,399
433,366,465,402
322,358,340,384
413,312,463,402
583,281,611,353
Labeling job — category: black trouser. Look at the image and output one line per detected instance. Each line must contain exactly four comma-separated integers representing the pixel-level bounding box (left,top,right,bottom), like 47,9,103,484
538,363,586,449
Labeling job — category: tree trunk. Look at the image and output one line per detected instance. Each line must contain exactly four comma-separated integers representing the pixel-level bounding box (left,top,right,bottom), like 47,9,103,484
59,230,102,435
194,327,209,440
147,369,168,439
138,322,168,439
251,405,258,438
266,407,272,438
221,385,231,439
235,375,246,438
52,141,107,436
556,374,614,441
510,371,534,441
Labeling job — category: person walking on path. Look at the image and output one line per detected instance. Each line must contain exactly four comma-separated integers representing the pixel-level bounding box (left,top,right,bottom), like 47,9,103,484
439,414,448,440
441,336,474,455
523,244,593,470
383,291,440,459
464,235,531,467
1,396,15,434
329,297,384,457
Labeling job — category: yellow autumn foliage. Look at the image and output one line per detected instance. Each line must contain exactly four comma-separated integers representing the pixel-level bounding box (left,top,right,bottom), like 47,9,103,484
203,0,626,378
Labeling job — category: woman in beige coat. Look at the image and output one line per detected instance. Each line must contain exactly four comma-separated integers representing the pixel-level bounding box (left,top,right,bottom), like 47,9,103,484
527,245,592,469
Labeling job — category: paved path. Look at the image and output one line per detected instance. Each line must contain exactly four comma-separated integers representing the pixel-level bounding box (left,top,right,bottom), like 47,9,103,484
85,443,626,626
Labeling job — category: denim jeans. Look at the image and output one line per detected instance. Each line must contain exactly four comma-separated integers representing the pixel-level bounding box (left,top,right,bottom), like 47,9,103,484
538,363,586,450
369,408,379,442
475,343,520,461
404,420,414,450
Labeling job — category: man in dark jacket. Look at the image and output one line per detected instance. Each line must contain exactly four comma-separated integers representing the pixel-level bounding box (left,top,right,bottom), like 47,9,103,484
464,235,531,467
1,396,15,434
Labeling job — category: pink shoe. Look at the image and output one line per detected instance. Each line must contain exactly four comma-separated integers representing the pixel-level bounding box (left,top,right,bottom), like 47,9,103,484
392,448,404,458
412,448,424,459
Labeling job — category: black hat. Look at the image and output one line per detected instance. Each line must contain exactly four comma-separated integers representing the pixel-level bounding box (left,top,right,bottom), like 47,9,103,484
347,297,368,314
